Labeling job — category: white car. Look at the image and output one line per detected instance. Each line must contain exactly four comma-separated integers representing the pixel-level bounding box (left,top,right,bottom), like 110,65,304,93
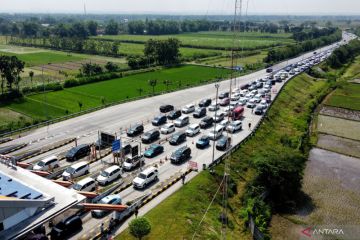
226,120,242,133
240,89,249,96
208,103,220,111
161,123,175,134
219,119,230,128
182,104,195,114
253,96,261,103
238,98,247,106
230,94,241,101
186,123,200,137
133,167,158,189
214,112,225,122
33,156,59,171
96,165,122,185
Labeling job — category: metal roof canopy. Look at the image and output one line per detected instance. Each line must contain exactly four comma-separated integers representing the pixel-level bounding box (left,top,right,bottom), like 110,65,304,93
0,163,86,240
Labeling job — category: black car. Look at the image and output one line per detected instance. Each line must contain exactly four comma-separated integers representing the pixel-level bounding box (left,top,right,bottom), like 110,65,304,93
193,107,206,118
66,144,91,162
141,129,160,144
159,104,174,113
254,106,264,115
169,132,186,145
218,92,229,99
275,75,282,83
167,110,182,120
196,135,210,149
50,215,82,240
199,116,214,129
266,68,273,73
127,123,144,137
170,146,191,164
240,84,249,90
152,115,167,126
216,136,231,151
199,98,212,107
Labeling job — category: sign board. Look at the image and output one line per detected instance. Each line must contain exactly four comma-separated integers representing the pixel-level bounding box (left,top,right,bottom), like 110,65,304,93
112,140,121,153
131,145,139,158
188,161,198,170
100,132,116,146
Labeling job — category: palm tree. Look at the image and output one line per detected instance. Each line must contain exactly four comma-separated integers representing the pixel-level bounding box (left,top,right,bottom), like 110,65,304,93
137,88,144,96
148,79,157,95
29,71,34,87
78,101,83,111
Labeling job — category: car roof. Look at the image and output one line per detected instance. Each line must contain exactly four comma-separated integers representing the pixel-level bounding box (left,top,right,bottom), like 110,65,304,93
71,161,89,169
101,194,121,203
148,129,159,134
189,123,199,128
104,165,120,173
141,166,158,175
178,115,189,120
40,155,58,163
72,144,88,151
76,177,94,185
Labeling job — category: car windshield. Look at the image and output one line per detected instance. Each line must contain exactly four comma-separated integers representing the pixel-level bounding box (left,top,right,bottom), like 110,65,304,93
68,149,76,154
72,184,82,191
37,161,45,167
125,158,133,163
138,173,147,179
100,171,109,177
219,138,227,144
66,167,75,174
154,116,161,120
200,136,208,141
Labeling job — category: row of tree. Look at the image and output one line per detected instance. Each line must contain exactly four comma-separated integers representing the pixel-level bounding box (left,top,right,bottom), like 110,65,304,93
327,39,360,68
9,37,120,56
127,38,181,69
264,30,342,63
0,55,25,95
79,62,119,77
292,27,337,42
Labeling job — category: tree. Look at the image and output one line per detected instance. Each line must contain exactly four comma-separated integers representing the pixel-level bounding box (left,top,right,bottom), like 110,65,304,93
105,20,119,35
129,217,151,240
105,62,118,72
137,88,144,96
111,41,120,56
87,21,98,36
148,79,157,95
144,38,181,65
29,71,34,86
163,79,171,91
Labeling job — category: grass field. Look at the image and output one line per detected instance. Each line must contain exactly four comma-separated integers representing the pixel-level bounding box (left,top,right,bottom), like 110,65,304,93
196,51,268,67
3,65,232,120
343,55,360,79
325,83,360,111
116,73,331,239
0,108,30,128
96,31,294,50
317,114,360,141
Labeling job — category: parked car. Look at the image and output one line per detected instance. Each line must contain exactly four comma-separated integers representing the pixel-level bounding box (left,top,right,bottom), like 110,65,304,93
214,112,225,123
208,103,220,111
122,155,145,171
186,123,200,137
50,215,82,240
216,136,231,151
96,165,122,185
174,115,189,127
167,109,181,120
182,104,195,114
144,144,164,158
169,131,187,145
152,115,167,126
141,129,160,144
33,155,59,171
199,116,214,129
219,97,230,106
159,104,174,113
133,167,158,189
72,177,96,192
126,123,144,137
196,135,210,149
65,144,91,162
218,92,229,99
199,98,212,107
266,68,273,73
246,102,256,109
160,123,175,134
226,120,242,133
219,119,230,129
91,195,122,218
170,146,191,164
193,107,206,118
208,125,224,140
254,106,264,115
62,161,89,181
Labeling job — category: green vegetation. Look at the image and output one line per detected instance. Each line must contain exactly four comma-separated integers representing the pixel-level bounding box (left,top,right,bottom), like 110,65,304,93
128,217,151,240
327,39,360,68
0,50,83,67
96,31,294,50
325,83,360,110
1,65,231,123
196,51,267,67
116,73,332,239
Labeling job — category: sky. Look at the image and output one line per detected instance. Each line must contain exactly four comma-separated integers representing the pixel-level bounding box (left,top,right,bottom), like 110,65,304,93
1,0,360,15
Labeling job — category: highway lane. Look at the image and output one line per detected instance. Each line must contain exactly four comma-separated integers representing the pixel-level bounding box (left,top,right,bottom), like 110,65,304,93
1,35,346,156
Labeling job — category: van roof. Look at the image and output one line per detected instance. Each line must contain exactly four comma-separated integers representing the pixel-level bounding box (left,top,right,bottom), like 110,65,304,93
178,115,189,120
141,166,158,175
71,161,89,169
189,123,199,128
76,177,94,185
40,155,58,163
215,125,224,131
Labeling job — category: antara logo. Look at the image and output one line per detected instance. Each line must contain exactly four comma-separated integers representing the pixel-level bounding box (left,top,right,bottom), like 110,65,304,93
301,226,344,238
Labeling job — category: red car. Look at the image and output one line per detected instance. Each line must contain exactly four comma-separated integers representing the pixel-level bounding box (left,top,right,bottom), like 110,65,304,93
232,106,244,120
219,97,230,106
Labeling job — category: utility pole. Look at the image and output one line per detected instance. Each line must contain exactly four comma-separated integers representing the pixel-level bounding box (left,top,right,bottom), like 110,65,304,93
211,83,220,163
